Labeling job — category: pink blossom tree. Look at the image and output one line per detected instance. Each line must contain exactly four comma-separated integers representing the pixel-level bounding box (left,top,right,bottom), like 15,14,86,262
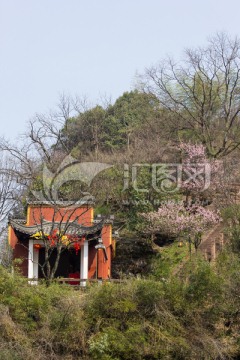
179,142,225,205
141,201,221,252
180,142,239,208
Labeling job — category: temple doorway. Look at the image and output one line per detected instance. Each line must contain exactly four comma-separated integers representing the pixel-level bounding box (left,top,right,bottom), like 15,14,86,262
38,247,81,279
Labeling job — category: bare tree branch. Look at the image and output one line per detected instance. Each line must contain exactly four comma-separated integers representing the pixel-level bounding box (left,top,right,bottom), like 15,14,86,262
140,32,240,158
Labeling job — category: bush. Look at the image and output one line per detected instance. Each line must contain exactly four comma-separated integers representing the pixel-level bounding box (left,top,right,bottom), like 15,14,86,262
0,259,240,359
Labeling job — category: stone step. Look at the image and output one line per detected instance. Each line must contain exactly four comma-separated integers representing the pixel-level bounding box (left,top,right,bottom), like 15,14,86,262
199,224,224,261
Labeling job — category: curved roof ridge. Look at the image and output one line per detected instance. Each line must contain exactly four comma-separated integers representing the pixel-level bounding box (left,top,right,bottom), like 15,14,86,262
9,218,105,236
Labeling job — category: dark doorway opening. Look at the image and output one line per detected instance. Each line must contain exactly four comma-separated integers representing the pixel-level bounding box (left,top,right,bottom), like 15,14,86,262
38,247,81,279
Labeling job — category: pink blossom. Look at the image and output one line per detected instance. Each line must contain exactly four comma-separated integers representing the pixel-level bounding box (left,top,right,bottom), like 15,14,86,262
142,201,221,237
180,142,206,161
180,142,222,193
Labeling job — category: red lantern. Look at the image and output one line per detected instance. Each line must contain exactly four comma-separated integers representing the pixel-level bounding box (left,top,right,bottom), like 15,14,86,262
34,243,42,250
74,242,80,255
50,239,56,247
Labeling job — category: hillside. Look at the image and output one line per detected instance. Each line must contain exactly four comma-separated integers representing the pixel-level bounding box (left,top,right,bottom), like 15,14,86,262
1,250,240,360
2,33,240,359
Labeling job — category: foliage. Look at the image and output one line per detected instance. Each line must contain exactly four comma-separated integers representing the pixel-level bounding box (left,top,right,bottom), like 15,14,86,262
60,90,160,155
0,255,240,359
222,204,240,253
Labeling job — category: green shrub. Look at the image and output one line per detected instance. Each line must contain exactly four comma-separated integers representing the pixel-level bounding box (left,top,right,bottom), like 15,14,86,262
0,256,240,359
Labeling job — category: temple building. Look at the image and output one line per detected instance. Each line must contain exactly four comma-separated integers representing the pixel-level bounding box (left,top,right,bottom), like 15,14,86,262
8,201,115,284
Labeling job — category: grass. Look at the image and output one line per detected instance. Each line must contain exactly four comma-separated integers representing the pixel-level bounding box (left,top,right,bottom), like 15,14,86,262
151,240,189,279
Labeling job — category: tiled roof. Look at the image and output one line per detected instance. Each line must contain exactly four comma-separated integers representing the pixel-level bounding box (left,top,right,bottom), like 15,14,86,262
9,218,104,236
26,199,95,207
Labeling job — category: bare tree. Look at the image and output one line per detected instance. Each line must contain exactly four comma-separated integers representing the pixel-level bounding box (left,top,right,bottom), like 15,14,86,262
0,228,12,268
30,204,92,282
0,94,85,189
0,157,22,224
0,156,22,267
0,97,107,279
140,33,240,158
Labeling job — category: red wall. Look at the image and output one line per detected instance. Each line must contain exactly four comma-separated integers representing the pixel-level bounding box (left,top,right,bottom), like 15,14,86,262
13,242,29,277
88,245,97,279
96,224,112,279
8,226,18,249
28,205,93,226
87,224,112,279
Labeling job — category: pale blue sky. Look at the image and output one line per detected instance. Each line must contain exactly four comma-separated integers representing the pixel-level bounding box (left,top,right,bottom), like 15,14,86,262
1,0,240,140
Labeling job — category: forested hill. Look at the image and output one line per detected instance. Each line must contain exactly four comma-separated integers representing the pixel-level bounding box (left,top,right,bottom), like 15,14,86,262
59,91,162,158
2,32,240,359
